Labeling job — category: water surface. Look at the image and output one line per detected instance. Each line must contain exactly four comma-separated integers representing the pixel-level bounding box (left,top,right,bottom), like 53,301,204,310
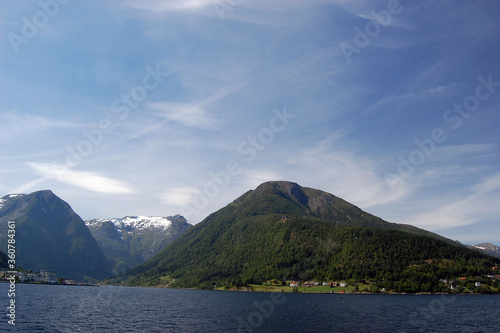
1,283,498,332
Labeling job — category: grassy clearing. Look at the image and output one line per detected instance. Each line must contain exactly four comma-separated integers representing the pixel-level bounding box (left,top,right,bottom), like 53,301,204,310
246,282,372,293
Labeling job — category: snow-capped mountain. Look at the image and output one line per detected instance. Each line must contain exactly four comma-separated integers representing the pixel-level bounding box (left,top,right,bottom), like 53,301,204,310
86,215,192,273
87,215,174,234
468,243,500,259
0,193,24,210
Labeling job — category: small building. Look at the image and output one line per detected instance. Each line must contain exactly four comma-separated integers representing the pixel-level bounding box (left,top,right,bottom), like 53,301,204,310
340,282,348,287
459,277,467,281
290,281,298,287
475,282,481,287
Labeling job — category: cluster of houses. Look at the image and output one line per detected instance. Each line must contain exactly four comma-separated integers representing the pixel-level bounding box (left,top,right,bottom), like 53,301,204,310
0,269,84,285
289,281,348,288
0,269,58,284
440,268,500,291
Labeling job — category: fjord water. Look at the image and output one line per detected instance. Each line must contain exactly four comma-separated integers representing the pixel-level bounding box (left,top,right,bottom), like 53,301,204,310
1,284,499,332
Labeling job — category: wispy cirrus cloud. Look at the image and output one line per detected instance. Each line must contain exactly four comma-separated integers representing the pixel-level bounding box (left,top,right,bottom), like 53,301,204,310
148,86,240,130
149,102,219,130
0,113,81,138
286,135,411,209
26,163,135,194
123,0,214,13
404,173,500,230
161,187,200,206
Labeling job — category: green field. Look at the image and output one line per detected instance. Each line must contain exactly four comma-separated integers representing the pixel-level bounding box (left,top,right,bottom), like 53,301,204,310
217,281,373,293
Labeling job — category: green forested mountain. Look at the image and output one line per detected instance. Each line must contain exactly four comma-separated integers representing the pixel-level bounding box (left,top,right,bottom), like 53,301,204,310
0,191,112,281
122,181,500,292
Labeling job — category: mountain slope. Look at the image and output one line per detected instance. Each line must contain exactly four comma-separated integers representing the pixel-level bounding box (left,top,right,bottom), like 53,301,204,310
0,250,7,268
0,190,112,280
86,215,191,273
124,181,499,291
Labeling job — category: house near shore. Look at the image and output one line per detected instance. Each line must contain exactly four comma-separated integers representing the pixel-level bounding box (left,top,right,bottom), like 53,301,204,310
290,281,298,287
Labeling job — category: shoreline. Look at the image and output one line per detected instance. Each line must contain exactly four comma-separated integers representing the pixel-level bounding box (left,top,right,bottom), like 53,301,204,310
4,281,499,295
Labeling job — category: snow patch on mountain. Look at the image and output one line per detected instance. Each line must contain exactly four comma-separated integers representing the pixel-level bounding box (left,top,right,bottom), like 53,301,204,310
0,194,24,210
86,216,173,231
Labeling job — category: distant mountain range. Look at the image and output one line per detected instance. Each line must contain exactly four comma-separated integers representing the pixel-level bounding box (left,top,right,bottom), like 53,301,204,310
86,215,191,273
467,243,500,259
123,181,500,293
0,191,111,281
0,190,191,281
1,183,499,293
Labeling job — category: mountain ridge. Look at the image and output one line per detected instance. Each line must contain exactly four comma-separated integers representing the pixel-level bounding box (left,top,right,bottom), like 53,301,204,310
467,242,500,259
86,215,192,273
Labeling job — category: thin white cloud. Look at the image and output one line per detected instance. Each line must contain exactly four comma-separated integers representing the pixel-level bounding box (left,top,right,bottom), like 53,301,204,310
10,177,49,194
149,102,219,130
149,87,239,130
27,163,135,194
161,187,200,206
0,113,80,138
433,144,497,160
471,172,500,195
240,169,284,189
404,173,500,230
123,0,214,12
287,137,411,209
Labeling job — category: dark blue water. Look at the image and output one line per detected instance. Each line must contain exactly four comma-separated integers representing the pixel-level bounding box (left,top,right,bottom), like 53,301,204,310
1,283,499,332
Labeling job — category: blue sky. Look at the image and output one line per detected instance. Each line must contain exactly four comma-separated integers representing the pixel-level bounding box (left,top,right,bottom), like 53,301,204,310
2,0,500,245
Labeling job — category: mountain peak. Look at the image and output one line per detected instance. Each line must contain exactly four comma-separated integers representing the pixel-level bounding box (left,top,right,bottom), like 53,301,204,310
0,190,111,280
86,215,192,273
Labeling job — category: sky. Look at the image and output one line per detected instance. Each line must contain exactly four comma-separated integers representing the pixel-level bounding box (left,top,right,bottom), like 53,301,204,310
1,0,500,245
